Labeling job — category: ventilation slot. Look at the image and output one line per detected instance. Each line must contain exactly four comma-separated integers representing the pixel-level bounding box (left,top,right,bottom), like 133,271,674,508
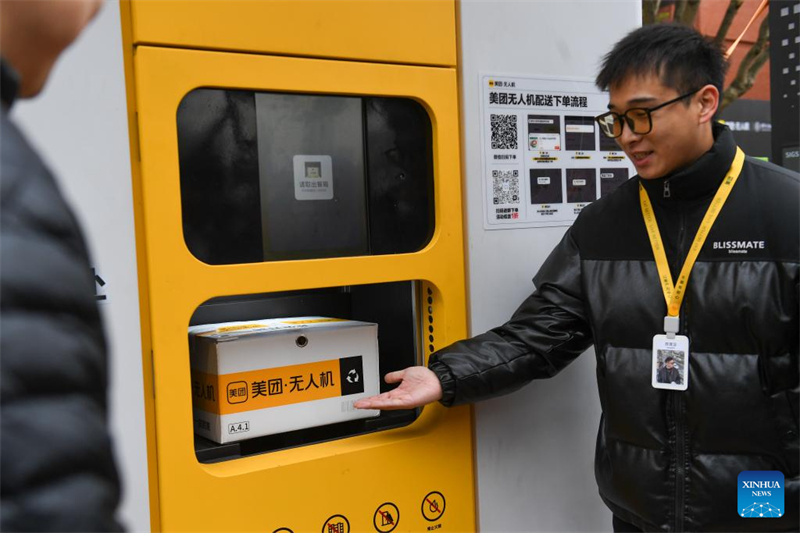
426,286,435,355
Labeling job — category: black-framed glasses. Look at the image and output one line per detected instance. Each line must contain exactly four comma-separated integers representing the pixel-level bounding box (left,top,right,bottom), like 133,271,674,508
595,88,701,139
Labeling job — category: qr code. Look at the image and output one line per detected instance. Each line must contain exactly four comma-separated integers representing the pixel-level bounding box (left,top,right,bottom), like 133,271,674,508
490,114,518,150
492,169,520,205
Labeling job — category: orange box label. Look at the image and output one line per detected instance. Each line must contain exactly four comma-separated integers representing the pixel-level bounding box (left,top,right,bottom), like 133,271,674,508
191,356,365,415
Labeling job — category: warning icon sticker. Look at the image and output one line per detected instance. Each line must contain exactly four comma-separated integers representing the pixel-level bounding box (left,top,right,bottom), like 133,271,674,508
421,491,446,522
322,514,350,533
373,502,400,533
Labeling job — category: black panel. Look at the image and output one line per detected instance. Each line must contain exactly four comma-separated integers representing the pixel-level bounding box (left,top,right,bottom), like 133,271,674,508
599,167,629,198
599,129,622,151
177,90,262,264
350,281,420,382
566,168,597,203
529,168,563,204
769,1,800,171
255,93,369,260
189,289,350,326
717,99,772,159
365,98,434,254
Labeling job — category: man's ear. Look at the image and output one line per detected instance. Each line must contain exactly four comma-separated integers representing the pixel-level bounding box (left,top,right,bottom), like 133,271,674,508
696,84,720,125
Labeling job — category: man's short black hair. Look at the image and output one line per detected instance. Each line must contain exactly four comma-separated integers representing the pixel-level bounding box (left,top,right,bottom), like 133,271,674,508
665,356,675,363
596,24,728,98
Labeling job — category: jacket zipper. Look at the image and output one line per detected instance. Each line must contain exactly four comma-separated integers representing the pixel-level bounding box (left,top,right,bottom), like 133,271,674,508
674,394,685,532
673,205,687,532
664,179,671,198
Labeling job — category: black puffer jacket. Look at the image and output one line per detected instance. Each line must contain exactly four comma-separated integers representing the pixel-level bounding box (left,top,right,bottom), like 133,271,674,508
430,124,799,532
0,61,122,532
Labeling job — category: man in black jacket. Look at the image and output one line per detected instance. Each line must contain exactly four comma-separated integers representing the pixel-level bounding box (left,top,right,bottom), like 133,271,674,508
357,24,799,532
0,1,122,531
657,356,682,385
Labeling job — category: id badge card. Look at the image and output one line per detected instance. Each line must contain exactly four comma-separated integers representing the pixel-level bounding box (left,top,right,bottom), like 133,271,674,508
652,334,689,391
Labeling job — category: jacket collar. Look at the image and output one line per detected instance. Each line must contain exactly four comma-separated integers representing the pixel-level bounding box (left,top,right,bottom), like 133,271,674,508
1,58,20,110
639,122,737,203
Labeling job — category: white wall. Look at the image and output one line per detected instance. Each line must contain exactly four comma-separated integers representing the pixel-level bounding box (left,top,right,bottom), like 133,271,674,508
457,1,640,531
11,1,150,531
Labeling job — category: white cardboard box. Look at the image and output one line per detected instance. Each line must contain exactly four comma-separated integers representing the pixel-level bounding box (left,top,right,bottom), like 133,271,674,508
188,317,380,444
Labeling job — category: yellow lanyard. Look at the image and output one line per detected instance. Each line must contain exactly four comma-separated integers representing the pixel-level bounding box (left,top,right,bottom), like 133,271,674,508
639,147,745,318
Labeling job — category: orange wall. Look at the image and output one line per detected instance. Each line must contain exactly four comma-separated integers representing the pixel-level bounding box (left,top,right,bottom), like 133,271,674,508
695,0,770,101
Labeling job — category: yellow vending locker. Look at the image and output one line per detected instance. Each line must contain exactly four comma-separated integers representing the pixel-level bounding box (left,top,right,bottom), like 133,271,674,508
120,1,476,531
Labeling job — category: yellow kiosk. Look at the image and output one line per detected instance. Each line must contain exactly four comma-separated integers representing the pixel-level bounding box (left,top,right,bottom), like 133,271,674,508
121,1,475,530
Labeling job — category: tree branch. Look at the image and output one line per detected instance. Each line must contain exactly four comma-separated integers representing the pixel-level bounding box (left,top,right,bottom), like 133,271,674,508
674,0,688,23
642,0,662,25
721,47,770,110
677,0,702,26
721,15,770,111
715,0,745,46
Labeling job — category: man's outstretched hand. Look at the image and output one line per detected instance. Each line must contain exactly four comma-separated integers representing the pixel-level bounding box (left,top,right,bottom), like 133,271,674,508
354,366,443,410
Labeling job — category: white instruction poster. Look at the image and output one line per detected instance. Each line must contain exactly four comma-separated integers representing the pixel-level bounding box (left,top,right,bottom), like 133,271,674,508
481,73,635,229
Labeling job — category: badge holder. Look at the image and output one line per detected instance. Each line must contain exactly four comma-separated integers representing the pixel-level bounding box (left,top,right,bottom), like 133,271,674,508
652,316,689,391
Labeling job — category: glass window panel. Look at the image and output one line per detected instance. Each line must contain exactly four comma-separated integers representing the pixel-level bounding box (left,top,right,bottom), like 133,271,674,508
177,89,434,265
